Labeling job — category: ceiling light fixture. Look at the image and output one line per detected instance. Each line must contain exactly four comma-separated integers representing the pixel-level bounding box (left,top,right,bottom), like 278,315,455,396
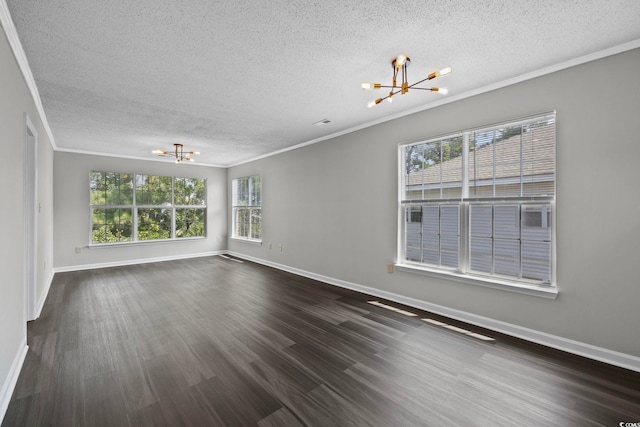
152,143,199,163
362,54,451,108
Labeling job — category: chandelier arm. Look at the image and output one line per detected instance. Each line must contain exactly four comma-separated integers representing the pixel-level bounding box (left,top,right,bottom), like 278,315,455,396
407,76,431,90
378,88,404,103
392,65,400,87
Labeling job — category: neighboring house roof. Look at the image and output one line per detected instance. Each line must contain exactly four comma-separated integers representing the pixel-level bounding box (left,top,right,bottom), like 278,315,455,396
406,125,555,188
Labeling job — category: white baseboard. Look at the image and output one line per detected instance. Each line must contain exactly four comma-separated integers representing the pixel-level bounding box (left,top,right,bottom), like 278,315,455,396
227,251,640,373
54,251,225,273
0,339,28,425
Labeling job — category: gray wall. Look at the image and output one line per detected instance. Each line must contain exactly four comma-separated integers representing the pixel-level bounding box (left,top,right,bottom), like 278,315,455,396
53,152,227,268
229,48,640,358
0,26,54,406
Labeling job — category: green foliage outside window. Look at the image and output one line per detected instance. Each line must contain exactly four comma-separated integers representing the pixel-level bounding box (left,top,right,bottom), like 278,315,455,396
176,208,205,238
138,208,172,240
90,171,206,244
136,175,172,205
91,208,133,243
90,172,134,205
175,177,206,206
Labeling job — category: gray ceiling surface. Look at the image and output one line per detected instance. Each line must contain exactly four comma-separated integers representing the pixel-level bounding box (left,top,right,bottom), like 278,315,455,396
5,0,640,166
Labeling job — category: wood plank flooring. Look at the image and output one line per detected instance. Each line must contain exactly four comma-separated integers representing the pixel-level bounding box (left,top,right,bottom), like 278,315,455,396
3,256,640,426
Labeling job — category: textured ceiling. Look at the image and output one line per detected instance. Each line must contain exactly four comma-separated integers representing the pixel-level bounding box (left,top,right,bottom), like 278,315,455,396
5,0,640,166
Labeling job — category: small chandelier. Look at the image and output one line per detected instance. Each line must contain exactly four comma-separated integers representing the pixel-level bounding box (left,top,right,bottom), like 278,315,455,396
361,54,451,108
152,143,199,163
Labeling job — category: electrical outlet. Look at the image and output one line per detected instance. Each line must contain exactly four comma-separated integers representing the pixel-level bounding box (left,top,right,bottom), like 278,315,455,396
269,242,272,250
279,244,283,252
75,247,82,254
387,263,394,273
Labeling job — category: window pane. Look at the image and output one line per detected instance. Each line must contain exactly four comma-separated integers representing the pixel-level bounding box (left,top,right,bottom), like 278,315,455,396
176,208,205,238
408,204,459,268
494,205,520,239
91,208,132,243
234,177,249,206
251,175,262,206
522,118,556,197
494,239,521,278
405,207,422,262
404,136,463,200
137,175,172,205
521,205,551,242
470,204,494,273
469,115,555,198
470,205,493,238
90,172,106,205
440,205,459,268
421,206,439,264
522,241,551,283
234,208,249,238
90,172,133,206
250,208,261,239
470,237,493,273
138,208,172,240
175,177,205,206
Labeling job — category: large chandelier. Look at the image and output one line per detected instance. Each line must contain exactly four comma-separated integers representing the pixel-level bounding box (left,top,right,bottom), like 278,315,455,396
361,54,451,108
152,143,199,163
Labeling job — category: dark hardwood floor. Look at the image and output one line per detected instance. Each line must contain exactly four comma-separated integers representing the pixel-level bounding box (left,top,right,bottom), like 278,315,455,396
3,256,640,426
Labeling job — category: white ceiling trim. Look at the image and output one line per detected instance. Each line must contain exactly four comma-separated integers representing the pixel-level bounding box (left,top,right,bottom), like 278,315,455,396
229,38,640,168
0,0,56,150
55,147,226,168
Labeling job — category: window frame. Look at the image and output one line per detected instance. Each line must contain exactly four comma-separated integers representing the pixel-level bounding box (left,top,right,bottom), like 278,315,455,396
397,113,557,298
231,174,262,243
89,172,207,246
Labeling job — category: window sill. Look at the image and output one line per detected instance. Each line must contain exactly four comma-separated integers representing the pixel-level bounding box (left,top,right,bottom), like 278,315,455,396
395,263,558,299
230,237,263,245
89,236,206,248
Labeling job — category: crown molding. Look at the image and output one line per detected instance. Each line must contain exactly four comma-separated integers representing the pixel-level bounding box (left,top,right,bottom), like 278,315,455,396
0,0,56,150
55,147,226,168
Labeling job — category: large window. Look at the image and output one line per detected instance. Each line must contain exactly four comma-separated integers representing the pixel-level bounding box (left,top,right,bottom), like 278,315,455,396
399,113,555,288
232,175,262,241
90,172,206,244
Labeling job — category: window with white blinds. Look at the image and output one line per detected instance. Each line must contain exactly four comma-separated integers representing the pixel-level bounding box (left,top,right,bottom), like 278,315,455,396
399,113,555,287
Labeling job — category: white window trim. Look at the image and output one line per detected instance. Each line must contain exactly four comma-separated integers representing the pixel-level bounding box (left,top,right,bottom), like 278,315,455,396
395,262,558,299
231,175,262,242
397,112,557,297
230,236,263,245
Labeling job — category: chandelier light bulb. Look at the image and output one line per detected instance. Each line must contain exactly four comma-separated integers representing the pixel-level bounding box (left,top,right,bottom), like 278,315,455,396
361,82,381,90
395,54,408,68
368,98,383,108
439,66,452,76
